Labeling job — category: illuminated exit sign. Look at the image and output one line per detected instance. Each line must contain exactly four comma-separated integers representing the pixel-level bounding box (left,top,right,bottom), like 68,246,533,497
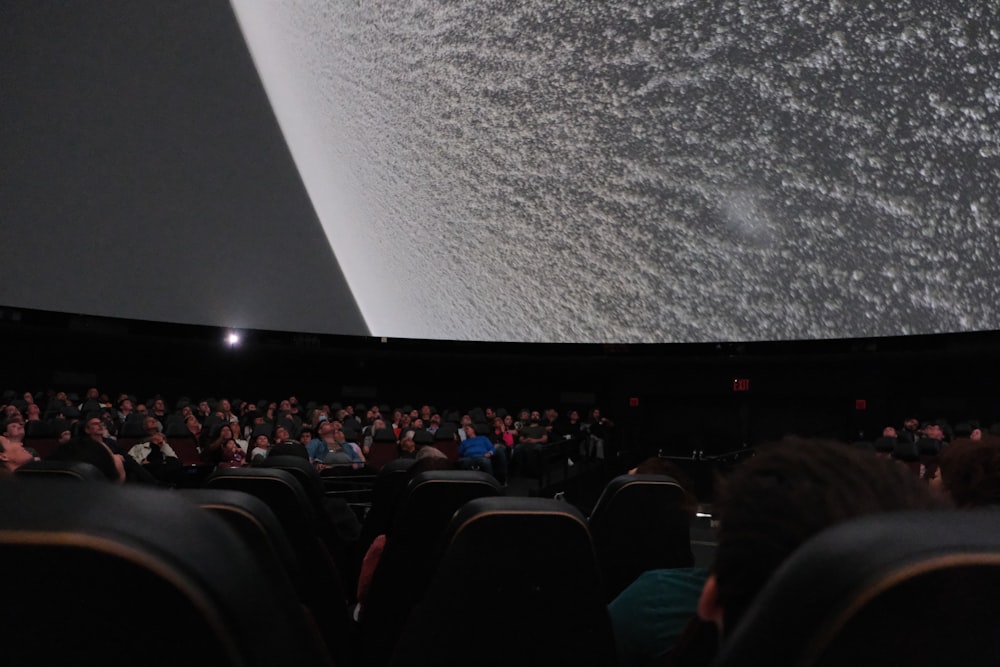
733,378,751,392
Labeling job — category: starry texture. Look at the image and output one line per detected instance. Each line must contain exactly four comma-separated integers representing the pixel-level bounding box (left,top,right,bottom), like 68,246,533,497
235,0,1000,343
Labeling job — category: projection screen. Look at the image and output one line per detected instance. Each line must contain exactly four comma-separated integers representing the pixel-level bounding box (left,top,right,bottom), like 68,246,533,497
2,1,998,343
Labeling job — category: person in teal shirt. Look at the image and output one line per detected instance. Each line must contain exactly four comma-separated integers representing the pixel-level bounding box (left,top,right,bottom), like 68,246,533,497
608,566,709,666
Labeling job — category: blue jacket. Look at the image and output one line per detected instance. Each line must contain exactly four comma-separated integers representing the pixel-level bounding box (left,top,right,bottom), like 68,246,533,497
459,435,494,459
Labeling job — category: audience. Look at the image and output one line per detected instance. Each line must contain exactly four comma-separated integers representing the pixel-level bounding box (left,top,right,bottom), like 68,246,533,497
5,385,1000,665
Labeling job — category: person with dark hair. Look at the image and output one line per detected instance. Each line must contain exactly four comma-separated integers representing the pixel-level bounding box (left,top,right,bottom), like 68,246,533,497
115,397,135,427
51,416,126,483
898,417,921,443
249,433,272,463
0,435,34,476
216,438,247,469
3,417,25,445
584,407,614,460
200,423,235,464
934,439,1000,508
695,438,947,653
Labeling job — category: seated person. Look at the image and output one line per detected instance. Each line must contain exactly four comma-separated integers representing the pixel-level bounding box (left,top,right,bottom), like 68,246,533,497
128,431,178,465
249,433,272,463
457,424,507,483
0,435,34,476
216,438,247,469
609,458,705,666
933,439,1000,507
323,434,365,468
51,416,127,483
684,438,947,665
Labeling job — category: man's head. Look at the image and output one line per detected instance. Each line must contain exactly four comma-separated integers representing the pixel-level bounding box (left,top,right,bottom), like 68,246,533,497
274,426,290,442
923,421,944,441
698,438,945,635
149,432,167,449
4,418,25,442
318,421,335,439
0,435,33,473
142,416,161,435
84,417,105,440
903,417,919,432
937,440,1000,508
119,398,133,413
299,427,313,443
463,424,477,440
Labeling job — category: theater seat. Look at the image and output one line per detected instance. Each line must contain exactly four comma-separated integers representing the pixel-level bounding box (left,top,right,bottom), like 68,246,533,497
14,459,108,482
589,474,694,601
204,467,354,665
361,471,500,666
0,480,331,667
358,458,417,557
178,488,304,598
714,510,1000,667
391,496,616,667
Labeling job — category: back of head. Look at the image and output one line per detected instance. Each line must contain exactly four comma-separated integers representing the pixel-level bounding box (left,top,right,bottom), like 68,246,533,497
712,437,944,632
938,439,1000,508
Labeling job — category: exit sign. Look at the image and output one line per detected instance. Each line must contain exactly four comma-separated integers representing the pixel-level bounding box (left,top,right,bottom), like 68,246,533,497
733,378,751,392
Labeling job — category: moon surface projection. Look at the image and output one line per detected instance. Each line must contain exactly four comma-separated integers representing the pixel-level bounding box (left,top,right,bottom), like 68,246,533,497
234,0,1000,343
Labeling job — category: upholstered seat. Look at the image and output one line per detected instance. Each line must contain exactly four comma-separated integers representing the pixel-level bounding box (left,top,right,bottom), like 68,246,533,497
589,474,694,601
714,510,1000,667
391,496,616,667
0,480,331,667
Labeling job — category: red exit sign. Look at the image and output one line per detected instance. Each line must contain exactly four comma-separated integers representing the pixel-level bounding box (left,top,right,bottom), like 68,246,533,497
733,378,751,392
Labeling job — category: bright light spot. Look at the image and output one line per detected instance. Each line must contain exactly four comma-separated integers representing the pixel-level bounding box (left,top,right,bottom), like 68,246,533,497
226,332,241,346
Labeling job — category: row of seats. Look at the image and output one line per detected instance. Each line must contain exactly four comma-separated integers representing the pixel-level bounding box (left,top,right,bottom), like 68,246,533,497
7,462,1000,666
7,459,691,666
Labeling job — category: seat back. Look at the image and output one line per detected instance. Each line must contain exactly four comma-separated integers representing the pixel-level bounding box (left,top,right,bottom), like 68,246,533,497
358,458,418,556
14,459,108,482
178,488,304,597
714,510,1000,667
167,434,204,466
203,467,353,664
589,474,694,601
391,496,616,667
0,481,331,667
361,471,500,666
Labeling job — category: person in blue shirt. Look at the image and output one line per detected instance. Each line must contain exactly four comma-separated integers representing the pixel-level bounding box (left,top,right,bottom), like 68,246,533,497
458,424,507,484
